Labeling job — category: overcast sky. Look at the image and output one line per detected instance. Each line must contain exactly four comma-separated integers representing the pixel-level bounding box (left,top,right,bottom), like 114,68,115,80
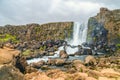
0,0,120,26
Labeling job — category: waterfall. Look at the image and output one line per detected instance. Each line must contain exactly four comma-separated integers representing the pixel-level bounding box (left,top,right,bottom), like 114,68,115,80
27,22,88,64
66,22,88,54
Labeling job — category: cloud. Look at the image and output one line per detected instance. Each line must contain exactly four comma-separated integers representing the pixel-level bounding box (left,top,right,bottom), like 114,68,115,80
0,0,120,26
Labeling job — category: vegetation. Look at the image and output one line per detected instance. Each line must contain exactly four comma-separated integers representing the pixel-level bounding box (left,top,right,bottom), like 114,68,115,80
39,46,46,51
0,34,19,43
116,44,120,49
22,49,31,56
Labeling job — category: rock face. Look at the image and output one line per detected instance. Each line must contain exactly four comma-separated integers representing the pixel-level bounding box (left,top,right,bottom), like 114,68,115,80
0,45,20,65
0,64,24,80
0,22,73,43
87,8,120,45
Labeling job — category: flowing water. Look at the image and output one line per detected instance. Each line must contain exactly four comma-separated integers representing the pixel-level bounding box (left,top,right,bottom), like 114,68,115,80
65,22,88,54
27,22,88,64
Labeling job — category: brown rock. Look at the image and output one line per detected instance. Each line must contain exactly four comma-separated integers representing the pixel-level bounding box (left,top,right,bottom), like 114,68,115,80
85,55,97,66
101,68,120,78
88,70,104,79
72,59,87,71
31,60,45,69
0,64,24,80
0,48,20,65
55,59,65,66
25,66,38,73
47,58,56,65
59,50,69,58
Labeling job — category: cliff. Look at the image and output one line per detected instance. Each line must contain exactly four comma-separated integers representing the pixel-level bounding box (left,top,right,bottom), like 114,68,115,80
0,22,73,43
87,8,120,45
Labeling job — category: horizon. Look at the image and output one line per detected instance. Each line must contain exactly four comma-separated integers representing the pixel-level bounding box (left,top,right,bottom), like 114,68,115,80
0,0,120,26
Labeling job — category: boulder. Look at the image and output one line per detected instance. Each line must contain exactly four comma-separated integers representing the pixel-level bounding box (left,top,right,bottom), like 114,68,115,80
0,64,23,80
59,50,69,58
72,59,86,71
101,68,120,78
31,60,45,69
0,47,20,65
48,52,55,56
4,43,14,49
47,58,56,65
85,55,97,66
55,59,65,66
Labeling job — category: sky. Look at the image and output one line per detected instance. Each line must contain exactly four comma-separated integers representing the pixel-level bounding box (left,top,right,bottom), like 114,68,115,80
0,0,120,26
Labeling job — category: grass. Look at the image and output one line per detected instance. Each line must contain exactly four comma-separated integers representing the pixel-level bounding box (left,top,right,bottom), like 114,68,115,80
22,49,31,56
0,34,19,43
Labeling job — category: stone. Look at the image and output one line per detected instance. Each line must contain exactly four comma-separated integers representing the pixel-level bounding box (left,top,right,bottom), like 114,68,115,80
55,59,65,66
0,64,24,80
85,55,97,66
98,77,116,80
47,58,56,65
0,47,20,65
88,70,103,79
31,60,45,69
72,59,86,71
59,50,69,58
101,68,120,78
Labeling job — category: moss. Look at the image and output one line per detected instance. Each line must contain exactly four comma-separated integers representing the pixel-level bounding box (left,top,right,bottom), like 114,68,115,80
0,34,19,43
22,49,31,56
39,46,46,51
116,44,120,49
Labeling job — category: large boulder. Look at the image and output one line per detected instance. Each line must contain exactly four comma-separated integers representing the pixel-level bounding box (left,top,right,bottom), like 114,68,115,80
85,55,97,66
0,46,20,65
72,59,86,71
0,64,24,80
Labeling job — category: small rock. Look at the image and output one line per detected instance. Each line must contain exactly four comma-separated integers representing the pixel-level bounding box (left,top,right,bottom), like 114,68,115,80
85,55,97,66
59,50,69,58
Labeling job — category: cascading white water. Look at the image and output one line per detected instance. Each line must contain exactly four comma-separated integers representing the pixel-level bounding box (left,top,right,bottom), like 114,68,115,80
27,22,88,64
65,22,88,54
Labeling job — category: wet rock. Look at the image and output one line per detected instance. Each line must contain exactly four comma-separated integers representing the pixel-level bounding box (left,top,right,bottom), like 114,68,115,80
59,50,69,58
47,58,56,65
0,64,24,80
31,60,45,69
41,65,51,70
55,59,66,66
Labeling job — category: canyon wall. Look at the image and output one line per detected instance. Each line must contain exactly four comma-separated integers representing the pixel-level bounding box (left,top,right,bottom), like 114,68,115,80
0,22,73,43
87,8,120,45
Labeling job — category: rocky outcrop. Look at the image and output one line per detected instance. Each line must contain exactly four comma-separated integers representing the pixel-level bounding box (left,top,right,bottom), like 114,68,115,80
0,44,20,65
0,22,73,43
0,64,24,80
87,8,120,45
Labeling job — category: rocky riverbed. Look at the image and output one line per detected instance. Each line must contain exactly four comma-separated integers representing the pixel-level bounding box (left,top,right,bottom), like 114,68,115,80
0,43,120,80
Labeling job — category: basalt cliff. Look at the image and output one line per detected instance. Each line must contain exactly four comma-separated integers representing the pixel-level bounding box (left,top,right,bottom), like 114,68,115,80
87,8,120,45
0,22,73,43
